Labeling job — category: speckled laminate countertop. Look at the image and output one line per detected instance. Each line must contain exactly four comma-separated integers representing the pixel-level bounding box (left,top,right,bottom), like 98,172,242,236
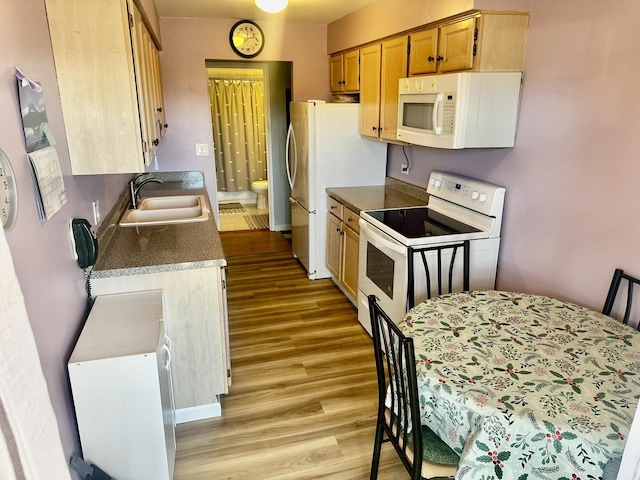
92,172,226,278
326,177,428,213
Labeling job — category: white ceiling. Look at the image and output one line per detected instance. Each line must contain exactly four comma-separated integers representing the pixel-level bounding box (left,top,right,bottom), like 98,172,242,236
153,0,377,24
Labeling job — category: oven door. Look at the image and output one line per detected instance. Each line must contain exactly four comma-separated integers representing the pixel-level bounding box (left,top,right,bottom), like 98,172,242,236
357,219,408,336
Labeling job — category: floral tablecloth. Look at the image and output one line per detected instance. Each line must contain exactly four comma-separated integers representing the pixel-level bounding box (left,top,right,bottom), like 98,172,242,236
401,290,640,480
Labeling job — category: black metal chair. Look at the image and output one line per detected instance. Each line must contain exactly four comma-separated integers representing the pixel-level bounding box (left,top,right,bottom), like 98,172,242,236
407,240,470,311
603,268,640,330
368,295,459,480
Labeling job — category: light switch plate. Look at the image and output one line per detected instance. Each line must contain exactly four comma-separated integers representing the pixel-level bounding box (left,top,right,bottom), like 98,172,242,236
195,143,209,156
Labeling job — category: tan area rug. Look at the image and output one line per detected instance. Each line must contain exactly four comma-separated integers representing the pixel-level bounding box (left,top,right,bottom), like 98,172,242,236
245,214,269,230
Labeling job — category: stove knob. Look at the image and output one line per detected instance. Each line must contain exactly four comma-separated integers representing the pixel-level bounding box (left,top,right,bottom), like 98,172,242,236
432,179,442,188
479,193,488,202
471,191,479,200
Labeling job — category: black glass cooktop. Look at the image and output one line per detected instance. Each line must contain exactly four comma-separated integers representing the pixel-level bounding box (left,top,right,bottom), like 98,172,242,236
366,207,480,238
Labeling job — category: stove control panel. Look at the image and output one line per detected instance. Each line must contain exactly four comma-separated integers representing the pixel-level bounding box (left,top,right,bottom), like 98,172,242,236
427,171,505,217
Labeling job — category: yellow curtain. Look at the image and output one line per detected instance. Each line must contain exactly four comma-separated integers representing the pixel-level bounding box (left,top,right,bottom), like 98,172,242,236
209,79,267,192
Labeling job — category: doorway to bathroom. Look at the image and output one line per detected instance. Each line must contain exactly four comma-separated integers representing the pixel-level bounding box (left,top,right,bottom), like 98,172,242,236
206,61,292,233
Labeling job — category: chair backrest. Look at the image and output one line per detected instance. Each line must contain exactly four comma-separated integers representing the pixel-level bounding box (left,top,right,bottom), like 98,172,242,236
603,268,640,330
407,240,470,311
368,294,423,477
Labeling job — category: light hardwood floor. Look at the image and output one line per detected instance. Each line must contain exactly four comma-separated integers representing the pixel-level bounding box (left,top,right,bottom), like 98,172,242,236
173,234,409,479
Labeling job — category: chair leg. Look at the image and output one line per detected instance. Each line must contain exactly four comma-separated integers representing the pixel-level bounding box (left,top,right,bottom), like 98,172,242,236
370,420,385,480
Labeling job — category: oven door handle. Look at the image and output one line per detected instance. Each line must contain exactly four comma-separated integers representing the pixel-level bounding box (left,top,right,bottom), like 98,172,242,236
360,220,407,255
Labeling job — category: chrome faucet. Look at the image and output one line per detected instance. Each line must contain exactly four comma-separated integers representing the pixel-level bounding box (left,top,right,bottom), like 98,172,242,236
129,174,164,209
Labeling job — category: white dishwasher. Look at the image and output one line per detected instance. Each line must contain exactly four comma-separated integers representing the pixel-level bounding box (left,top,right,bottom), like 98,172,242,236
68,290,175,480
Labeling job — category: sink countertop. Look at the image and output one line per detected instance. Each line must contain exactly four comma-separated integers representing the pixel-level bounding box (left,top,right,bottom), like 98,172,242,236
92,172,226,279
326,177,428,213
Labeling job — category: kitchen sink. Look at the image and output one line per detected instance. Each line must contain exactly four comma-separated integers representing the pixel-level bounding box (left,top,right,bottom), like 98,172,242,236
119,194,209,226
138,195,201,209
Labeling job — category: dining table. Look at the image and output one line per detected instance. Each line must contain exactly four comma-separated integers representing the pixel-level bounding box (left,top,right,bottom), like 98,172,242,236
400,290,640,480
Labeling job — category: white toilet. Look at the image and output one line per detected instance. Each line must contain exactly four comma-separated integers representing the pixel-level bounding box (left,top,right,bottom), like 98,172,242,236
251,180,269,209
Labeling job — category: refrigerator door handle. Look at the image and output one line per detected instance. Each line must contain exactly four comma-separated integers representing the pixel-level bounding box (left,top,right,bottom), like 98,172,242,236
285,124,297,189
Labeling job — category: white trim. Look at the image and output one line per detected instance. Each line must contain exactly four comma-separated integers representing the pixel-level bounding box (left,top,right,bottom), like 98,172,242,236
174,402,221,424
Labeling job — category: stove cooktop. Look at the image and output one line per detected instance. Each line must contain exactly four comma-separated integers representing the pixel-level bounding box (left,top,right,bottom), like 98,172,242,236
364,207,481,239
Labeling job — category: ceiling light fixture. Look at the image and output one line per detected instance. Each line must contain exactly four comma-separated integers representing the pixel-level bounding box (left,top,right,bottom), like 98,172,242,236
255,0,288,14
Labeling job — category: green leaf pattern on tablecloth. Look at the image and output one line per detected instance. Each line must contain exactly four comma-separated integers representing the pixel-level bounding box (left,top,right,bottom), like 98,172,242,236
401,290,640,480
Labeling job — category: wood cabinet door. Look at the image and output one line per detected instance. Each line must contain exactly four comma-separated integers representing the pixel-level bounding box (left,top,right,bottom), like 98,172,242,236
131,3,154,166
359,44,382,137
437,17,476,73
409,28,438,76
330,54,344,93
45,0,145,174
343,49,360,92
341,226,360,300
326,214,342,279
380,36,408,141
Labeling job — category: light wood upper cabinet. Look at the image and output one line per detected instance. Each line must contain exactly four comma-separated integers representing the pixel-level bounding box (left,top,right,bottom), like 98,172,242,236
437,17,477,73
359,44,382,138
359,36,408,141
409,12,529,76
380,37,408,141
45,0,165,174
330,49,360,93
408,28,438,75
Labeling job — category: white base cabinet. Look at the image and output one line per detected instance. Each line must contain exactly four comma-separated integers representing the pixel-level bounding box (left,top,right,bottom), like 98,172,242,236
68,290,175,480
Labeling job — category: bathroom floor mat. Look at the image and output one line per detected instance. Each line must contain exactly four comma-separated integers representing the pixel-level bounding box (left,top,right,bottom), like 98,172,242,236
245,214,269,230
219,202,246,214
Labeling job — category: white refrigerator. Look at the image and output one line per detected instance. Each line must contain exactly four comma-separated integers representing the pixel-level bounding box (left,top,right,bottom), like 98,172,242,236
287,100,387,280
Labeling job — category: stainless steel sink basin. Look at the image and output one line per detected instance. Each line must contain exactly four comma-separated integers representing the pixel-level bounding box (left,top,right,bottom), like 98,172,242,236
119,194,209,226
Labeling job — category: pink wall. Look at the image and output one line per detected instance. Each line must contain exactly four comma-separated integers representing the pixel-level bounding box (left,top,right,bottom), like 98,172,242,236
155,17,329,195
1,0,130,470
383,0,640,310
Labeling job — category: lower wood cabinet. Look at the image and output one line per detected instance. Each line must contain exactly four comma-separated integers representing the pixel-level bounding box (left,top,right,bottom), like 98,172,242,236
326,196,360,303
91,266,230,423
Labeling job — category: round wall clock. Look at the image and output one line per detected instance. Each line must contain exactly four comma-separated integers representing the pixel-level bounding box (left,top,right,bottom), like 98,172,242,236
0,148,18,231
229,20,265,58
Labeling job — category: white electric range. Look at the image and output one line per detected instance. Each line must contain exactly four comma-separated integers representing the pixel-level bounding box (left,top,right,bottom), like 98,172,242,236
357,171,506,335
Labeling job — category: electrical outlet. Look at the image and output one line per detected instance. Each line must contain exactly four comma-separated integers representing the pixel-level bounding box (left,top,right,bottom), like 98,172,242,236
401,164,409,175
92,200,100,225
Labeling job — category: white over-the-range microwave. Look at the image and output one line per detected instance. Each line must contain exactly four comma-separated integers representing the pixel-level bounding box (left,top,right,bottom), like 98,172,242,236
396,72,523,149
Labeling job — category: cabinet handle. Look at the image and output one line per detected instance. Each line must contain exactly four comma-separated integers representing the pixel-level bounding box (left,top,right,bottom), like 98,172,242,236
157,107,163,113
372,126,377,131
437,55,444,62
428,56,434,62
336,227,341,232
330,205,336,210
152,138,160,146
162,344,172,370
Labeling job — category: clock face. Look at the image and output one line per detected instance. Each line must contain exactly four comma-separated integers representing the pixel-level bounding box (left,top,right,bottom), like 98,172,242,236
0,149,18,231
229,20,264,58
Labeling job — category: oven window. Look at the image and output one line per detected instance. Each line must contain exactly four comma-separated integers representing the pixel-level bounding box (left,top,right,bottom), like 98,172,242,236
366,242,395,300
402,102,434,131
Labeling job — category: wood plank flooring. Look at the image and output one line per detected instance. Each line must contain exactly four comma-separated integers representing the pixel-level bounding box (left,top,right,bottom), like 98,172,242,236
173,232,409,479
